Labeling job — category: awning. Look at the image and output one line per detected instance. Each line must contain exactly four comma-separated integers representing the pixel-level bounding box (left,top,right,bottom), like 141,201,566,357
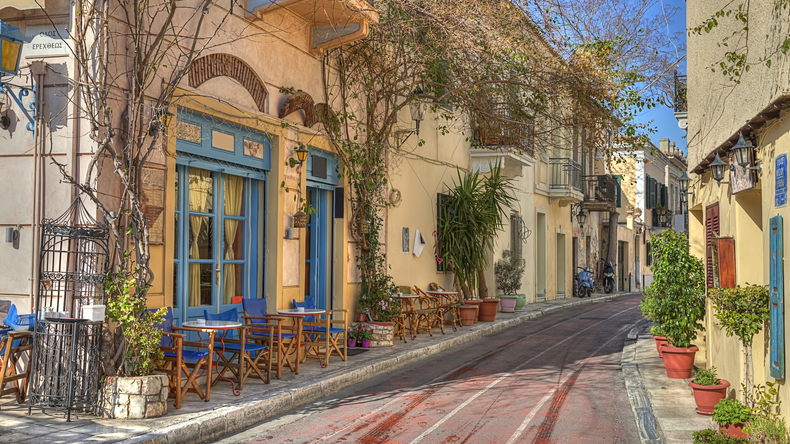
4,0,44,10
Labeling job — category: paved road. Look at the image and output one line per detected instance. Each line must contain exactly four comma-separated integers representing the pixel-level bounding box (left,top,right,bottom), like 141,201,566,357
215,294,645,444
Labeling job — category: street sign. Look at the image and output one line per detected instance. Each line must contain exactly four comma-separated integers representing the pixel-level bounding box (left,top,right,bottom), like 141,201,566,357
24,24,70,58
776,154,787,207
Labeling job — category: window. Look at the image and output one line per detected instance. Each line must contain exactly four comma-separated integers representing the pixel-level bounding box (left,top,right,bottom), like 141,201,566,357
705,204,720,288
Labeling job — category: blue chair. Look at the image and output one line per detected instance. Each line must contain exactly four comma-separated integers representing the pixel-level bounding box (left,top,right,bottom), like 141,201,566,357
204,308,274,386
293,298,348,367
151,307,214,409
241,298,292,377
2,304,34,332
0,310,33,406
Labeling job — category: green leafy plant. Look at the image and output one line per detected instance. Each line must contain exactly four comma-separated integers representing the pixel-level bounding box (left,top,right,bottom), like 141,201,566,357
494,249,526,295
650,325,665,337
692,428,748,444
745,416,789,444
709,284,770,405
105,269,166,377
644,230,706,348
712,399,754,427
692,367,721,386
748,381,782,422
350,324,375,341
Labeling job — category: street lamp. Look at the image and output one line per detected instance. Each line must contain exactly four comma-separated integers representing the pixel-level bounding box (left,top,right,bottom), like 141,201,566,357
0,20,27,76
295,144,309,165
408,87,427,137
679,170,695,203
731,131,762,173
576,208,587,228
709,152,729,185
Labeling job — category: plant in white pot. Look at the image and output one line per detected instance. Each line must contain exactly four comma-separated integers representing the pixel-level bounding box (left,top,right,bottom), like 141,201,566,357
495,249,525,312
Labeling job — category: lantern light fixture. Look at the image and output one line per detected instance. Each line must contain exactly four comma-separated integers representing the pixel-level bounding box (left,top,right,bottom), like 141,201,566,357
730,131,762,173
295,144,309,165
408,87,427,136
576,208,587,228
709,151,729,185
149,108,174,135
0,20,28,77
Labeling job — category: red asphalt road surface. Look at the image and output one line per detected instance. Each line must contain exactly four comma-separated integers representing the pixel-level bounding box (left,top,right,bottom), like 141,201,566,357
225,295,643,444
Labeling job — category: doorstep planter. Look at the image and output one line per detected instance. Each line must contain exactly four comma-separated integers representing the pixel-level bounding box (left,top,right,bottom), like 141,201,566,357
661,344,699,378
355,313,367,322
653,336,668,357
514,294,527,311
499,295,518,313
459,305,477,326
689,379,730,415
98,374,169,419
348,338,356,348
719,423,748,439
352,322,395,347
466,299,482,324
361,339,371,348
478,298,500,322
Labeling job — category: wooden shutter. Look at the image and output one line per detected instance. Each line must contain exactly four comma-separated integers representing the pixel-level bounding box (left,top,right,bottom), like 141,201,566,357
705,204,720,288
646,176,652,208
716,237,736,288
615,175,622,207
771,215,785,380
661,184,668,207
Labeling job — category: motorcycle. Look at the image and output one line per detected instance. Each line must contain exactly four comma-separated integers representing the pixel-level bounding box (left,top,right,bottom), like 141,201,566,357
603,260,615,294
576,267,594,298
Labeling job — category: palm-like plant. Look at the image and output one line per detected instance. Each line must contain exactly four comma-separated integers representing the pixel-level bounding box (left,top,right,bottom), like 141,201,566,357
439,163,516,299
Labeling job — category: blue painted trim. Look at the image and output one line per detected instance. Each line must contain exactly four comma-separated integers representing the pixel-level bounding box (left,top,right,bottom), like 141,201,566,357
306,148,339,186
175,157,266,181
306,187,330,310
306,180,335,191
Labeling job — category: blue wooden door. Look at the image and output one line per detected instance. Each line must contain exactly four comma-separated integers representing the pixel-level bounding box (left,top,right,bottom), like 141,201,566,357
770,215,785,380
304,187,330,310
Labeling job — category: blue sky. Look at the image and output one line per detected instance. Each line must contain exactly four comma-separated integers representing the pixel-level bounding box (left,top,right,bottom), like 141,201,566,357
632,0,687,154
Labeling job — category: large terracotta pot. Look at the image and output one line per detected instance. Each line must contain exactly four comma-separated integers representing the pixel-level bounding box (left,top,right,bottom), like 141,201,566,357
466,299,482,324
459,305,477,326
514,294,527,311
689,379,730,415
478,299,501,322
653,336,668,357
500,295,518,312
720,423,748,439
661,344,699,378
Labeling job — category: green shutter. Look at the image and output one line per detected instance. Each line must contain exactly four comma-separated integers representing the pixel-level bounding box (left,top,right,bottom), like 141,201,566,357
615,175,622,207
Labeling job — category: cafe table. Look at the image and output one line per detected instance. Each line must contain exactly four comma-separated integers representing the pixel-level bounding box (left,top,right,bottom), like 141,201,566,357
276,309,326,372
182,319,243,396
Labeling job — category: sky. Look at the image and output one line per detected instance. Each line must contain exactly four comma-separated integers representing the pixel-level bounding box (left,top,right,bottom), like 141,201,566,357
632,0,688,155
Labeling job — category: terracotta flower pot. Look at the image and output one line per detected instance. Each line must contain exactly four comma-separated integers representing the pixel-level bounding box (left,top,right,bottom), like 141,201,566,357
459,305,477,326
500,295,518,313
478,299,501,322
348,339,357,348
466,299,482,324
653,336,668,357
720,423,748,439
515,294,527,311
661,344,699,378
689,379,730,415
356,313,367,322
361,340,371,348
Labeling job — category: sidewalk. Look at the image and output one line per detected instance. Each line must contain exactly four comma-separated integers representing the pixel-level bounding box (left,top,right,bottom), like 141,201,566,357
622,324,716,444
0,292,636,444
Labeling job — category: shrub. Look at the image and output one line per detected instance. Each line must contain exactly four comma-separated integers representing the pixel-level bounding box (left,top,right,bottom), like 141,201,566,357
350,324,375,341
745,416,790,444
494,249,525,295
692,429,748,444
692,367,721,386
712,399,753,427
650,325,665,337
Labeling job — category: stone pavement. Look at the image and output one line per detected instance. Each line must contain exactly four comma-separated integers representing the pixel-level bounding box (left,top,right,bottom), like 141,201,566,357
622,324,716,444
0,291,636,444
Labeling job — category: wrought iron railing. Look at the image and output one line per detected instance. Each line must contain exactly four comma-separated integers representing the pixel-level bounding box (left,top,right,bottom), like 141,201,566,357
583,175,616,204
651,210,672,227
674,72,687,113
549,158,582,191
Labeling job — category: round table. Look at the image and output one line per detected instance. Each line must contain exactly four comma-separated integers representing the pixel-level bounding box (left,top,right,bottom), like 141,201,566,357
182,320,243,395
275,309,327,370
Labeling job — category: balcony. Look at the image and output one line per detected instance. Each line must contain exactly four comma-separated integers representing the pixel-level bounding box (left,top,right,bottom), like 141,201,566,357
582,175,616,212
548,158,583,206
651,210,673,228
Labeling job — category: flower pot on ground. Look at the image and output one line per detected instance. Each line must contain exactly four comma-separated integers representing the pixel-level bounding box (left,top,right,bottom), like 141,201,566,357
662,344,699,378
361,340,371,348
478,298,500,322
459,305,477,326
689,367,730,415
713,399,753,439
348,338,357,348
515,294,527,311
720,423,749,439
499,295,518,312
654,336,668,357
355,313,367,322
466,299,482,324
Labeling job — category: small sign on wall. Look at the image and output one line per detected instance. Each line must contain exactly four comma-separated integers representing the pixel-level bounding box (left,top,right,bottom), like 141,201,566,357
776,154,787,207
402,227,409,254
24,24,71,58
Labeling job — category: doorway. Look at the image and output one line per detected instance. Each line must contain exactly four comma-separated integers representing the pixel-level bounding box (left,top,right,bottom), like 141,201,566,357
304,187,333,310
618,241,628,291
536,213,546,301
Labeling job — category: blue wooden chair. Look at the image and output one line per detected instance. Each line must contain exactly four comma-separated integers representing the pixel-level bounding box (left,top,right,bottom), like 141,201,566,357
241,298,293,377
293,298,348,367
0,304,33,408
152,307,214,409
204,308,274,387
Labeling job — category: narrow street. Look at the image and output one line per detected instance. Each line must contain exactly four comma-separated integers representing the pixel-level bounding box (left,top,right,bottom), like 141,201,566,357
214,294,644,444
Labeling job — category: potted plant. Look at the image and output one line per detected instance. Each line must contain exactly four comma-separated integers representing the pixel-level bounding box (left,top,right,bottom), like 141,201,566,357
458,304,477,326
689,367,730,415
692,428,748,443
712,399,753,439
651,325,668,358
347,327,358,348
647,230,706,378
353,324,375,348
641,292,667,357
494,249,525,313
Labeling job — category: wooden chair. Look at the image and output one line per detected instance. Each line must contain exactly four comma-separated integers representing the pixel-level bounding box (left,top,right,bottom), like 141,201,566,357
294,298,348,367
0,329,33,408
413,286,444,336
242,298,295,377
204,308,275,388
152,307,214,409
394,286,414,341
430,282,461,332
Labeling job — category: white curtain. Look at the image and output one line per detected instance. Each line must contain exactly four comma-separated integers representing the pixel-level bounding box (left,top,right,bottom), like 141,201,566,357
188,169,213,307
223,175,244,304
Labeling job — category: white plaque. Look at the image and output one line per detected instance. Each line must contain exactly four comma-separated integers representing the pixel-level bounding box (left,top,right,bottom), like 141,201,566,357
24,24,70,58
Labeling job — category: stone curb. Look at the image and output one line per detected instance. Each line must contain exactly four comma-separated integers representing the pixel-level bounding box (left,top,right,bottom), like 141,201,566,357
622,324,664,444
121,292,638,444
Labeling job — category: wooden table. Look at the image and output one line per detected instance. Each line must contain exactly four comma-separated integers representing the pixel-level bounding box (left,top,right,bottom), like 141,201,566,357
182,320,243,396
276,309,326,371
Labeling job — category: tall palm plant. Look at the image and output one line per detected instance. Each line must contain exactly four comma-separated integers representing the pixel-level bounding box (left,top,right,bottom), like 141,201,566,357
439,163,516,299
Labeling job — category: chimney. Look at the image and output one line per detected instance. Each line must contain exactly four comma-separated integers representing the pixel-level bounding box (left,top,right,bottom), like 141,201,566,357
659,138,669,154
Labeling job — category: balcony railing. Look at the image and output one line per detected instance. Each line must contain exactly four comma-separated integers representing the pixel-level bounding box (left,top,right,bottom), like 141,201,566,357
549,158,582,191
674,72,687,113
583,175,616,205
652,210,673,228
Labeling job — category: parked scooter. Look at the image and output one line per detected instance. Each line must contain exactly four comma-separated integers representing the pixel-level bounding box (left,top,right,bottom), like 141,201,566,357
576,267,594,298
603,260,615,294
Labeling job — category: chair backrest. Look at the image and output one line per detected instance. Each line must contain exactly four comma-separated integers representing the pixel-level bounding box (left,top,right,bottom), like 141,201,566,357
293,297,316,323
3,304,34,332
150,307,174,348
205,308,240,339
242,297,268,323
397,286,412,295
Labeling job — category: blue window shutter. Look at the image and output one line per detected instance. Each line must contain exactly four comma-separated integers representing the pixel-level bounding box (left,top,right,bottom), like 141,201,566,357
771,215,785,380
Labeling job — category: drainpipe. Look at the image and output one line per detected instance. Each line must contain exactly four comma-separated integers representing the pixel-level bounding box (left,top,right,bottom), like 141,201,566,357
29,61,46,310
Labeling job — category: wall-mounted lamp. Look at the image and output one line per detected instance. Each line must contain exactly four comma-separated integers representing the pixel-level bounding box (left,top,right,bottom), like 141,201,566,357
709,152,730,185
5,226,19,243
0,20,35,134
408,87,427,137
294,144,309,165
731,132,762,173
571,202,587,229
0,101,9,130
291,144,310,229
149,108,174,135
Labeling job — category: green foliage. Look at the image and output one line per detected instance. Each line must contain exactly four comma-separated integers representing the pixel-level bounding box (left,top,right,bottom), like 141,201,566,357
641,292,659,321
105,269,166,377
712,399,754,427
693,367,721,386
748,381,782,422
643,230,706,347
709,284,769,345
745,416,790,444
650,325,665,337
692,429,748,444
494,249,525,295
348,324,375,341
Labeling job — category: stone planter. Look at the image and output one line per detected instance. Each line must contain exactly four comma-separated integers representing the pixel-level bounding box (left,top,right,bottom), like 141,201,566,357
352,322,395,347
98,374,169,419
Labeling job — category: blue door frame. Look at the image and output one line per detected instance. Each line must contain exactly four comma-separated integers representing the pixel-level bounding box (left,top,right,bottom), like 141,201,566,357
305,186,330,310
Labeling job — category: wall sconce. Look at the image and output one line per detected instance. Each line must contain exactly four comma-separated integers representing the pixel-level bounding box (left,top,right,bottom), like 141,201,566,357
149,108,174,135
408,87,427,137
709,152,730,185
0,21,35,133
571,203,586,229
679,171,696,201
294,144,309,165
5,226,19,243
731,132,762,173
291,144,310,229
